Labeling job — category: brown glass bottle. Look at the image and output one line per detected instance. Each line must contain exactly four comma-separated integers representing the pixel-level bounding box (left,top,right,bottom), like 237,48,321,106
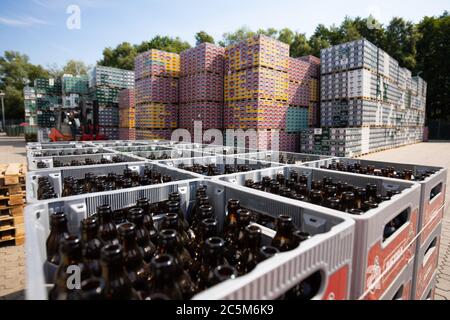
146,254,183,300
46,212,69,265
75,278,106,300
118,223,151,294
168,192,190,231
97,205,119,245
208,265,238,287
291,230,311,249
49,235,91,300
257,246,280,263
191,195,210,228
167,201,193,240
189,186,207,224
341,191,356,213
197,237,229,291
80,217,102,277
161,213,191,247
127,208,156,264
101,244,141,300
271,215,296,252
136,197,158,243
155,229,195,299
192,205,214,233
190,218,218,278
223,199,240,236
237,225,262,274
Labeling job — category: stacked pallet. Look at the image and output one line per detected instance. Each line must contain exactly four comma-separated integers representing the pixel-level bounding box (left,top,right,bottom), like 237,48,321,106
300,39,426,157
62,74,89,95
298,55,321,127
179,43,225,132
224,35,298,151
90,66,135,140
119,88,136,140
0,163,26,246
134,50,180,140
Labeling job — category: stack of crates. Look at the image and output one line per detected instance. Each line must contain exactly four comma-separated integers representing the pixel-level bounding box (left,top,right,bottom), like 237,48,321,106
134,50,180,140
24,86,37,127
300,38,426,157
179,43,225,132
62,74,89,95
90,66,135,140
34,78,62,131
118,88,136,140
224,35,298,151
298,55,321,127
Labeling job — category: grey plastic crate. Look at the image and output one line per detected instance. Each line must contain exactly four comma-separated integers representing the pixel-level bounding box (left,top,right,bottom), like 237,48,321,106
26,162,198,203
87,140,163,147
243,151,334,165
302,157,447,250
24,179,354,300
412,222,442,300
26,142,94,151
108,145,174,153
125,148,214,161
159,155,286,179
217,165,421,299
27,147,113,159
420,272,437,300
379,259,414,300
28,153,144,171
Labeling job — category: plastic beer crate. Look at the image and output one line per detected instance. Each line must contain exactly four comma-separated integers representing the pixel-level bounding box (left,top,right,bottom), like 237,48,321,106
241,151,334,165
27,147,114,160
421,273,437,300
379,259,414,300
159,155,286,179
24,179,354,300
25,162,198,203
216,165,421,299
412,220,442,300
26,142,94,151
124,149,214,161
27,153,145,171
302,157,447,250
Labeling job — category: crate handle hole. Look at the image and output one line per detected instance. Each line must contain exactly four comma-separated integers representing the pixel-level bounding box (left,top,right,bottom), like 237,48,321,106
383,208,409,242
430,183,442,201
392,285,404,300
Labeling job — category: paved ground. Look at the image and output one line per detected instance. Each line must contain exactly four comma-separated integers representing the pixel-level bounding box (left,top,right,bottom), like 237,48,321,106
0,137,449,299
361,142,450,300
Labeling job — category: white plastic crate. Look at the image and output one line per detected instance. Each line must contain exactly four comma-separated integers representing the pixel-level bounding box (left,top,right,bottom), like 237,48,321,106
26,142,94,151
379,259,414,300
217,165,421,299
420,272,437,300
25,162,198,203
412,221,442,300
159,155,286,179
27,153,144,171
302,157,447,250
124,148,214,161
24,179,354,300
242,151,334,166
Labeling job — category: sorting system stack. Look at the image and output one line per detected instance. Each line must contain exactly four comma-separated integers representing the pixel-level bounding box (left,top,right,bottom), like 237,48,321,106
179,43,225,135
90,66,134,140
300,39,426,157
134,50,180,140
118,88,136,140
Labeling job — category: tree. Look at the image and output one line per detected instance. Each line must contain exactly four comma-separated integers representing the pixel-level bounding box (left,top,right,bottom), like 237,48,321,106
290,33,312,57
195,31,215,45
0,51,49,120
98,42,137,70
62,60,89,75
278,28,295,46
136,35,191,54
385,17,418,70
221,26,256,46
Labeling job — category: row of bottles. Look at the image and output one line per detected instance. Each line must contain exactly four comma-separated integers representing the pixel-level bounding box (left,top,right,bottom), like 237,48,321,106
321,162,438,182
146,153,171,161
36,149,106,157
37,156,125,169
178,163,252,176
244,170,402,214
37,167,174,200
46,188,313,300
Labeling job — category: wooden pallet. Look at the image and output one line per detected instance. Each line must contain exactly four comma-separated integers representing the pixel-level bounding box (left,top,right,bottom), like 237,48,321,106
0,184,26,197
0,163,27,186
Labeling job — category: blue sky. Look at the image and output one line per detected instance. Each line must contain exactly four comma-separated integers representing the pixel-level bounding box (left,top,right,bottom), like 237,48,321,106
0,0,448,68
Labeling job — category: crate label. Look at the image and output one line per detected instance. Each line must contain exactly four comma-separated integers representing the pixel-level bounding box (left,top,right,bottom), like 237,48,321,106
322,265,349,300
314,129,322,135
415,235,440,299
424,184,445,227
364,208,418,300
420,208,443,248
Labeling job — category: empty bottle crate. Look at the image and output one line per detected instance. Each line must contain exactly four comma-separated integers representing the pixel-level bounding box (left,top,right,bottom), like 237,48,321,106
217,165,421,299
301,158,447,250
25,162,199,203
24,179,354,300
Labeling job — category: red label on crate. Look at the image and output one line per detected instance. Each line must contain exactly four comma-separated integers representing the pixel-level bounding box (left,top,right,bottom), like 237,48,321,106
402,280,412,300
420,208,443,248
424,184,445,226
415,235,440,299
322,265,349,300
364,208,418,300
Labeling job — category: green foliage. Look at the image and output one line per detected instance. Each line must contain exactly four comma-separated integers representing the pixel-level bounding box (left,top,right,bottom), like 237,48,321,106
63,60,90,75
195,31,215,45
0,51,49,120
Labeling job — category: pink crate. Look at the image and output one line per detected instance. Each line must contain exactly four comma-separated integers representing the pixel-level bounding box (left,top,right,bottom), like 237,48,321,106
180,43,225,76
135,50,180,79
288,81,310,106
118,88,135,109
180,73,224,103
136,128,173,140
119,128,136,140
179,102,223,130
135,76,179,104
